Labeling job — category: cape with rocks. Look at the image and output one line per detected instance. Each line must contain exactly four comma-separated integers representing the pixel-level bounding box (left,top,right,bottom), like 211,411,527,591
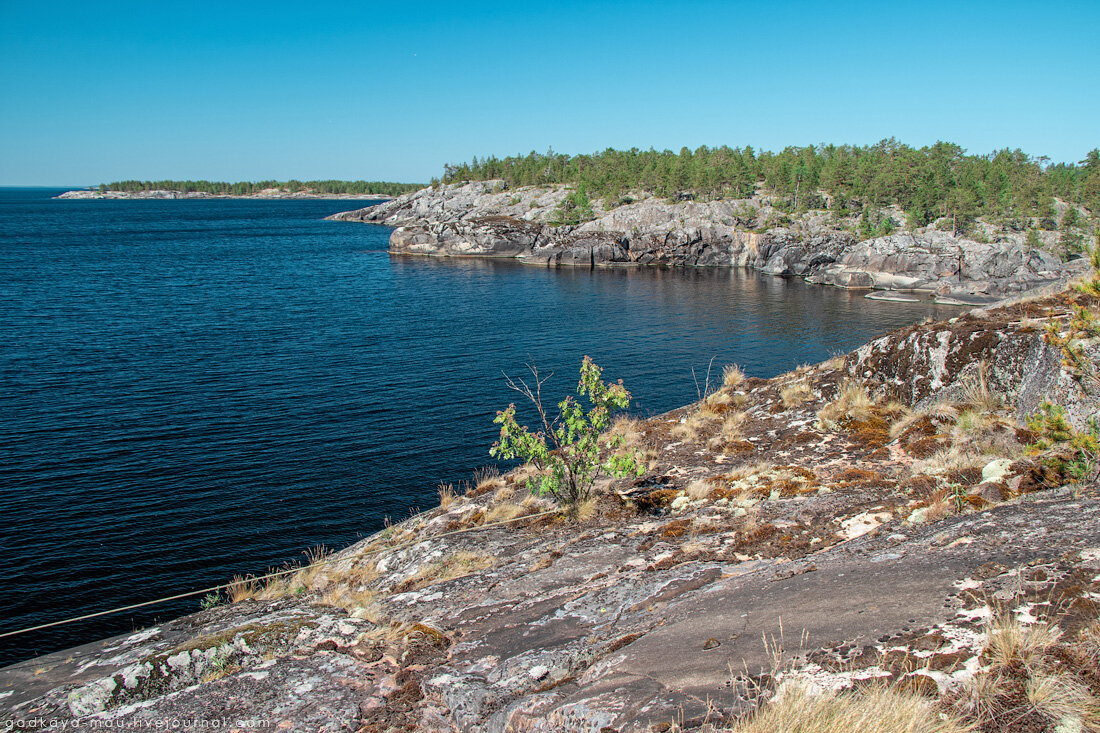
330,180,1090,303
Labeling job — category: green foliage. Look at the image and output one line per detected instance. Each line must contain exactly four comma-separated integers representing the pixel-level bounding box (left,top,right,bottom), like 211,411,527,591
1025,228,1042,248
1027,401,1076,447
950,483,967,514
1044,287,1100,382
857,210,897,240
99,179,423,196
1060,229,1085,259
490,357,643,513
1027,401,1098,452
1077,245,1100,298
441,142,1099,226
551,184,595,226
200,592,221,610
1062,206,1081,230
1027,401,1100,481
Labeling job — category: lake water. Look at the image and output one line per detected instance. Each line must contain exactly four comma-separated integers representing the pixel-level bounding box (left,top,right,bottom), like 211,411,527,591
0,188,956,665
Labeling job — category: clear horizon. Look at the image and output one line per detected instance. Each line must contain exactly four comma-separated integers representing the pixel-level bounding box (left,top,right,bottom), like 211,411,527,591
2,0,1098,186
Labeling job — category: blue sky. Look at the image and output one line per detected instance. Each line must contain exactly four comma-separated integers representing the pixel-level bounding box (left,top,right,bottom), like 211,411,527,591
1,0,1097,185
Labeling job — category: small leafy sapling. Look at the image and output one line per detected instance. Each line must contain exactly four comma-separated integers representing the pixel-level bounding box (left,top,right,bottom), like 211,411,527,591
491,356,643,514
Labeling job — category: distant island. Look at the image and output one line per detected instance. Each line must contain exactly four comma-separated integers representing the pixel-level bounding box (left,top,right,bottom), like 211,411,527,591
57,179,424,200
331,140,1100,304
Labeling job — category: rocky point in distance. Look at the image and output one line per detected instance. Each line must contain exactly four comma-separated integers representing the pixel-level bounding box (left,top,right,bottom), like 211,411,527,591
56,188,396,201
331,179,1091,304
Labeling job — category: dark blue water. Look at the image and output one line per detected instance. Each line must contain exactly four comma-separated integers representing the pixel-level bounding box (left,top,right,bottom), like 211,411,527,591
0,188,955,666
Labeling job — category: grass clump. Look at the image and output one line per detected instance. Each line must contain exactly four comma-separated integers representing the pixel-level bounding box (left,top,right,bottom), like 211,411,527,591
723,364,747,389
672,411,711,443
708,411,748,450
728,683,972,733
816,381,902,447
779,381,812,408
702,389,734,415
437,482,457,509
607,415,646,450
950,613,1100,732
394,551,494,593
816,381,875,429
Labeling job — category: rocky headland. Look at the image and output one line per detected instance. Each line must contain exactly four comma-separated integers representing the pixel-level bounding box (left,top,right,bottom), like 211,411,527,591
5,281,1100,732
330,181,1091,303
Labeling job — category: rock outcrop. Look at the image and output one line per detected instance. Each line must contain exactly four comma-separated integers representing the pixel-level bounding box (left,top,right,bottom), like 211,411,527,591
330,181,1088,301
5,288,1100,732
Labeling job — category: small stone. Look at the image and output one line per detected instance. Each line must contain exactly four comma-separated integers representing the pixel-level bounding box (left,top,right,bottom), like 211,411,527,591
528,665,550,680
974,561,1007,579
981,458,1012,483
702,638,721,650
898,672,940,697
928,651,967,671
840,511,891,540
968,482,1006,504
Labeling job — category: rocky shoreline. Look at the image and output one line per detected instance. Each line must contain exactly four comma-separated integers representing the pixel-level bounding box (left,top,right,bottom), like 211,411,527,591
4,283,1100,732
330,181,1090,303
56,189,396,201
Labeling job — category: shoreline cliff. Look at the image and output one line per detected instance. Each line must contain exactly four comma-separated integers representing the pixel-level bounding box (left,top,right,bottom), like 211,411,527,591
4,280,1100,732
331,180,1092,304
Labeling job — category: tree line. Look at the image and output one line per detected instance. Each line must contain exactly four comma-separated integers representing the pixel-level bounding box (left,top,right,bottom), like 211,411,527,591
99,180,424,196
439,140,1100,232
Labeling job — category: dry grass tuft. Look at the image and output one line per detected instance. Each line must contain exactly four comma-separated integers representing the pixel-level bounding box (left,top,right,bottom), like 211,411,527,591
468,466,504,496
952,408,998,435
686,478,712,500
437,482,457,509
228,575,260,603
498,463,538,494
395,550,494,593
959,361,1002,414
890,403,956,440
484,501,527,523
671,411,711,443
708,411,748,450
780,381,812,409
983,615,1063,672
319,587,384,620
728,682,972,733
816,381,875,428
492,484,516,504
723,364,747,388
951,613,1100,731
574,497,599,522
722,461,776,483
702,390,734,416
607,415,646,450
1025,671,1100,725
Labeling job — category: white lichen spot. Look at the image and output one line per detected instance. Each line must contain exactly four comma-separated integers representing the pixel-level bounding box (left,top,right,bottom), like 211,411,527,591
840,511,892,540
